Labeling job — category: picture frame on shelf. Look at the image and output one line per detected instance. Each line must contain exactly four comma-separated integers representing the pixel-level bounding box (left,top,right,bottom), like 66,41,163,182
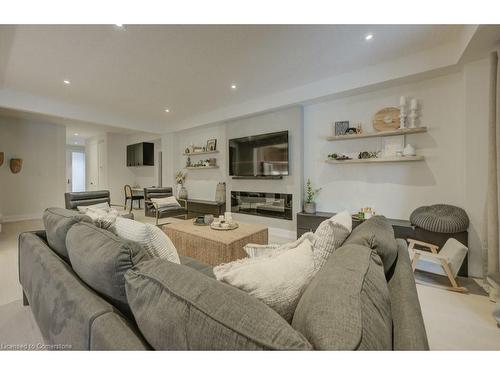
206,138,217,151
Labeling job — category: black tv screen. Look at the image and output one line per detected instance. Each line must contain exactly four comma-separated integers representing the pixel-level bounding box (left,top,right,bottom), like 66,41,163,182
229,131,289,177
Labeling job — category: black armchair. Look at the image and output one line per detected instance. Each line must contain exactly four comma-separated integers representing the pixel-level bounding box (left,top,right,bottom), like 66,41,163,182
143,187,187,225
64,190,134,219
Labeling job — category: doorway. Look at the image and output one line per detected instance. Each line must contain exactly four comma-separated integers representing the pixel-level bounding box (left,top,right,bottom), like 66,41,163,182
66,150,86,192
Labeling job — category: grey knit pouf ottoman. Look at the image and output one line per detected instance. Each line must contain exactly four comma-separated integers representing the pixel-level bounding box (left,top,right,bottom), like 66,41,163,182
410,204,469,234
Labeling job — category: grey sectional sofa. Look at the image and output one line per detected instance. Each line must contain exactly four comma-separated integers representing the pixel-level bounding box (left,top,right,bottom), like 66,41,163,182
18,207,429,350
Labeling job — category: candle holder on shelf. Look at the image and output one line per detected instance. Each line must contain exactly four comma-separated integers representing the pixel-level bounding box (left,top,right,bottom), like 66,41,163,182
409,99,418,128
399,96,407,129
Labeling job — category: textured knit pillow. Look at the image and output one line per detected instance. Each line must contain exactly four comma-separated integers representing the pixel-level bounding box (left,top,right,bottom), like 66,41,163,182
214,238,316,322
77,202,111,213
312,211,352,270
83,207,119,229
151,196,181,209
114,217,180,263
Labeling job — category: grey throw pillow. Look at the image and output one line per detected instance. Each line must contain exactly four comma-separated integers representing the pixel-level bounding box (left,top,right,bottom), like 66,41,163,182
344,216,398,274
43,207,92,262
292,244,393,350
66,222,150,316
125,259,313,350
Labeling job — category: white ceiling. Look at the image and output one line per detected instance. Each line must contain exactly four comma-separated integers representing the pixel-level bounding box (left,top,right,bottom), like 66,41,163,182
0,24,476,133
0,106,156,145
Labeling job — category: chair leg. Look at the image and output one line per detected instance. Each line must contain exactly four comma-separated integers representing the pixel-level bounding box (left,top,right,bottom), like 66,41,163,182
440,259,464,290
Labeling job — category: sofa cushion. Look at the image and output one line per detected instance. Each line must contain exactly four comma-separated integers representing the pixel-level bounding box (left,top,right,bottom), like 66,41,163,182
179,255,215,279
42,207,92,262
291,244,392,350
343,216,398,274
124,259,313,350
66,222,150,316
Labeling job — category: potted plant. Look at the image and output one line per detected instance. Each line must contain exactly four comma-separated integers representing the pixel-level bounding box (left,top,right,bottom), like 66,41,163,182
304,178,321,214
176,169,188,199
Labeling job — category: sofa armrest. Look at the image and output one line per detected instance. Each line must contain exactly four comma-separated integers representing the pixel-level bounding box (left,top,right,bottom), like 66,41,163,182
387,239,429,350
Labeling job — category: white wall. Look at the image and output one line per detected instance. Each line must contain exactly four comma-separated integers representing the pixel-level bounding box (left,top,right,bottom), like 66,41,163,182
164,106,304,237
0,115,66,220
303,61,490,277
225,107,304,236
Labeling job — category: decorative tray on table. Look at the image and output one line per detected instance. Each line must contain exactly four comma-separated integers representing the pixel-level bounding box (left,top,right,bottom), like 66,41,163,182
210,222,239,231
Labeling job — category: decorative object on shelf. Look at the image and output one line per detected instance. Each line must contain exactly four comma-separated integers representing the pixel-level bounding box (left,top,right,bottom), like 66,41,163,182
409,98,418,128
0,152,4,167
328,153,352,161
304,178,321,214
193,146,204,153
184,147,191,154
186,156,191,167
334,121,349,136
9,158,23,174
358,151,379,159
373,107,401,132
206,138,217,151
215,182,226,203
345,127,357,135
175,169,188,199
403,143,416,156
399,96,407,129
355,123,363,134
208,158,216,166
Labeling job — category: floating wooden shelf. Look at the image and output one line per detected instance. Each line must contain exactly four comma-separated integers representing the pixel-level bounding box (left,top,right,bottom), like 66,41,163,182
326,127,427,141
325,156,425,164
183,150,219,156
186,165,220,170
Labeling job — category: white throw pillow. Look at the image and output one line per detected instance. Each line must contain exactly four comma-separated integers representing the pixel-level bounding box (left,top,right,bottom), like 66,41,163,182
114,217,180,263
214,239,315,322
77,202,111,213
151,196,181,208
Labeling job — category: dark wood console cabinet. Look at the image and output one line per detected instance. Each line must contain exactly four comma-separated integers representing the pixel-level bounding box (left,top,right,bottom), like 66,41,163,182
297,211,468,277
184,199,226,219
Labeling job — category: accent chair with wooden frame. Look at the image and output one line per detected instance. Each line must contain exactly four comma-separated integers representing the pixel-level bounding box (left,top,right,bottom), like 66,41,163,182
143,187,187,225
408,238,469,293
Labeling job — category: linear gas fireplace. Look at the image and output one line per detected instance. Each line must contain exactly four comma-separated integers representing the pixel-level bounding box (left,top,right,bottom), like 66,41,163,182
231,191,293,220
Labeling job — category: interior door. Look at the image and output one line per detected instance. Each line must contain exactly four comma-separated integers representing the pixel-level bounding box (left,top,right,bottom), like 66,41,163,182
66,150,72,192
88,141,98,191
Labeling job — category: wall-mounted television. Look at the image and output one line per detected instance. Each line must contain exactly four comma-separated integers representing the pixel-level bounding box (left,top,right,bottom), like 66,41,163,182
229,130,289,177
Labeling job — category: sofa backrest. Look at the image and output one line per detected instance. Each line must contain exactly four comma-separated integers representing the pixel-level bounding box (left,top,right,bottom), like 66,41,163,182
292,243,393,350
42,207,92,262
65,190,111,210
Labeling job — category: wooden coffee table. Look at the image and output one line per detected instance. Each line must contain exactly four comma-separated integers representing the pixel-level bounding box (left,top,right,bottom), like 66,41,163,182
163,221,268,266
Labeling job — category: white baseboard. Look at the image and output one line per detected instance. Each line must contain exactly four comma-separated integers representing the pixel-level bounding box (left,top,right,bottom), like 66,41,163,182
1,213,43,223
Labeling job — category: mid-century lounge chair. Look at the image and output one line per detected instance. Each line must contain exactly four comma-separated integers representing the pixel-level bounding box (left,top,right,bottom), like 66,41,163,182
408,237,469,293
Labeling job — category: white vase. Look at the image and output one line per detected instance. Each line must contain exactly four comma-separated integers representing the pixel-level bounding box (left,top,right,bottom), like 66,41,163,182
403,144,416,156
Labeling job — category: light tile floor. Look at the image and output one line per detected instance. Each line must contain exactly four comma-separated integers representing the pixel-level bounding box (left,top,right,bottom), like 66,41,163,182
0,209,499,350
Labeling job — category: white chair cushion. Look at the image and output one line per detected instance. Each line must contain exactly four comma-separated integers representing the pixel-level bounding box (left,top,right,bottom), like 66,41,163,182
151,196,181,208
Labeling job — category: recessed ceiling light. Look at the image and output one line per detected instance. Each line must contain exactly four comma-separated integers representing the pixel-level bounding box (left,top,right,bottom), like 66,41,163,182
164,108,170,113
63,80,71,85
74,142,78,145
231,84,237,90
365,33,374,41
74,133,79,136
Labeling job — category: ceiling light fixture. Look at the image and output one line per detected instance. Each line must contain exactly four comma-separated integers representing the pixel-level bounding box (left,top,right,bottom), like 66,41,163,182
74,133,79,136
115,24,123,27
231,84,237,90
74,142,78,145
63,80,71,85
165,108,170,113
365,33,374,41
